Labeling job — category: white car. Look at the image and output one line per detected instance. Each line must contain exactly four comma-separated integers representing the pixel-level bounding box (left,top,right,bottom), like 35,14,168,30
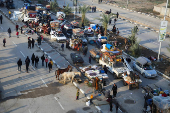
51,31,66,42
23,3,30,7
133,57,157,78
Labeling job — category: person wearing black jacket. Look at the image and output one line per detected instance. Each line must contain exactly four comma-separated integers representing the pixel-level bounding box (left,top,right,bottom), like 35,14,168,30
32,38,35,48
7,28,11,38
112,83,117,98
41,54,45,66
25,56,30,73
48,62,52,73
17,58,22,71
31,53,35,66
103,65,107,74
28,39,32,49
35,56,39,68
0,15,3,24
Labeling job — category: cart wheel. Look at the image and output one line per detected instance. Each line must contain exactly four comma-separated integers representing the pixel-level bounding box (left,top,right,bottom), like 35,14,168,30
128,84,132,90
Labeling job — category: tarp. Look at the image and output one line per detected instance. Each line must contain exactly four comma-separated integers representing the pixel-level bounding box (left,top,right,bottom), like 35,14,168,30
153,96,170,110
136,57,151,65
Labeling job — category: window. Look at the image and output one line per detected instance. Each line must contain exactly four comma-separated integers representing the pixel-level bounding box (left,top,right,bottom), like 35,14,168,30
136,62,142,67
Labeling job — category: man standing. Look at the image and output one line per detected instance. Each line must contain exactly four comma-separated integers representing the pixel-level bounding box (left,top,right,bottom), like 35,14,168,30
31,53,35,66
103,65,107,74
8,28,11,38
17,58,22,71
3,38,6,47
25,56,30,73
48,62,52,73
32,38,35,48
28,39,32,49
109,95,113,112
116,12,119,18
16,24,19,32
45,57,48,68
35,56,39,68
41,54,45,66
109,19,112,25
61,43,64,51
89,55,91,64
0,15,3,24
112,83,117,98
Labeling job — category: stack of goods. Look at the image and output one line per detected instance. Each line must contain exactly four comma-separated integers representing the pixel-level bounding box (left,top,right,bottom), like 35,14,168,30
153,96,170,110
71,21,79,27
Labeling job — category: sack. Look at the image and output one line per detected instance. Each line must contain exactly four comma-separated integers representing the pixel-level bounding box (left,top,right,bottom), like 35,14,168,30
86,100,90,106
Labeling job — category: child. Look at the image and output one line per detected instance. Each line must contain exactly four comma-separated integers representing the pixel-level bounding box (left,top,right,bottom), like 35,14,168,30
76,89,79,100
16,31,19,38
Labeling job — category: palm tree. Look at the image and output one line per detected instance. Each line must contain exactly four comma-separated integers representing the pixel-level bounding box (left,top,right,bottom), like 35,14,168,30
97,13,114,36
63,4,72,18
50,0,59,13
79,5,90,27
128,26,138,45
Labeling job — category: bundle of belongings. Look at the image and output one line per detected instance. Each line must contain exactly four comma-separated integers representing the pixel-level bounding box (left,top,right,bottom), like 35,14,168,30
80,65,108,80
122,71,142,83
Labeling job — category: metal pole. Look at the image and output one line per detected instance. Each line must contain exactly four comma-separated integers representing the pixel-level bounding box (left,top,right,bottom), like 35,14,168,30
127,0,128,9
158,0,168,61
74,6,75,21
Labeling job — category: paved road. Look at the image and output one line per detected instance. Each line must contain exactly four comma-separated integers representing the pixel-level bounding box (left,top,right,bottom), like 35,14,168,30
0,12,97,113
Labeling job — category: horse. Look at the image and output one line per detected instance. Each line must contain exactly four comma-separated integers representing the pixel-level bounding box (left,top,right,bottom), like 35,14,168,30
59,72,81,84
55,65,72,80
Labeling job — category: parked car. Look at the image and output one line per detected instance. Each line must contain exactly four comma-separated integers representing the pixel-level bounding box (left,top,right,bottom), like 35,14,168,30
133,57,157,78
70,53,84,64
50,30,67,42
24,0,31,4
6,2,15,9
23,3,30,7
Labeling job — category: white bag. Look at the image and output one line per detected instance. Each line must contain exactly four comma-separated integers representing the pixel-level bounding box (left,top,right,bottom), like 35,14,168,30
86,100,90,106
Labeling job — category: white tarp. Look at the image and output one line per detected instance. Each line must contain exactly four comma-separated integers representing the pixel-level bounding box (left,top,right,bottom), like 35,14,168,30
153,96,170,110
10,11,22,21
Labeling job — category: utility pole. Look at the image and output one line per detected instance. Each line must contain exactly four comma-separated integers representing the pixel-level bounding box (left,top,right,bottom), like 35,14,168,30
127,0,129,9
158,0,168,61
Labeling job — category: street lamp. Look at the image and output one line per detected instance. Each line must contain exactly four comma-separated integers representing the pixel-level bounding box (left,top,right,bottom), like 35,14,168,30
157,0,169,61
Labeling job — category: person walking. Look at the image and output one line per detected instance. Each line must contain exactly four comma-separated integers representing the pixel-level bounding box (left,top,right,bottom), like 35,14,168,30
109,95,113,112
112,83,117,98
3,38,6,47
7,28,11,38
117,28,119,36
48,62,52,73
25,56,30,73
89,55,91,64
109,19,112,25
116,102,119,113
28,39,32,49
0,15,3,24
103,65,107,74
31,53,35,66
16,24,19,32
16,31,19,38
41,54,45,66
32,38,35,48
35,56,39,68
17,58,22,71
61,43,64,51
8,10,11,18
21,27,23,34
45,57,48,68
114,18,117,24
50,59,53,69
76,89,79,100
116,12,119,18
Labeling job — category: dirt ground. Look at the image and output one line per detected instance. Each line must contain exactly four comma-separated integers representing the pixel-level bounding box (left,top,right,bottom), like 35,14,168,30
109,0,166,16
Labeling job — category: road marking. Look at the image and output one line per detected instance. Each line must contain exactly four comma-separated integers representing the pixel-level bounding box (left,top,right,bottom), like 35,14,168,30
30,64,35,70
20,51,25,57
29,109,31,113
54,97,64,110
12,41,17,46
41,78,48,87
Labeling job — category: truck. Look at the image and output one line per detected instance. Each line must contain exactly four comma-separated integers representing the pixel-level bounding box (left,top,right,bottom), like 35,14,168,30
99,44,130,78
89,49,100,63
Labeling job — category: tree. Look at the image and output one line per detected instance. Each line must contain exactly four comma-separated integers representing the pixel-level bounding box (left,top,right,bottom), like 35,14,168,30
128,26,138,45
50,0,59,13
130,41,141,57
97,13,115,36
79,5,90,27
63,4,72,18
